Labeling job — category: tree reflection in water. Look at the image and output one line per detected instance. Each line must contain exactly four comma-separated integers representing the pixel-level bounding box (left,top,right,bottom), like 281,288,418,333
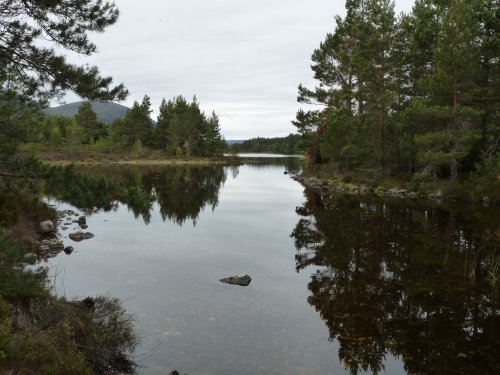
45,165,227,226
291,189,500,375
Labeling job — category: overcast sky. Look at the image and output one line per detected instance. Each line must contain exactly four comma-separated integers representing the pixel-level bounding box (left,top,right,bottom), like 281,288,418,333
65,0,415,139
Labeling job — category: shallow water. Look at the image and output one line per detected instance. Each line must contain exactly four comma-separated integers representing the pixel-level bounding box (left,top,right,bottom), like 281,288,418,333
45,157,500,375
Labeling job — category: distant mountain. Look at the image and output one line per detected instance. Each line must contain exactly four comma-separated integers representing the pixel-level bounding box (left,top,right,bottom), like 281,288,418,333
226,139,245,145
43,101,130,124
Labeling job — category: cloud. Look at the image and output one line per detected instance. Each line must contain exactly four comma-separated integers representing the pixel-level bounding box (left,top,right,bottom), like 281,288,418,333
63,0,415,139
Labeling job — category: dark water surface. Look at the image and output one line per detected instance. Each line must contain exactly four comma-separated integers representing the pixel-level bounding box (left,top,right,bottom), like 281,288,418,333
45,157,500,375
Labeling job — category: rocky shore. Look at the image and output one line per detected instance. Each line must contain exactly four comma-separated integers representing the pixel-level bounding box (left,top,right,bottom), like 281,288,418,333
25,209,94,261
290,172,496,205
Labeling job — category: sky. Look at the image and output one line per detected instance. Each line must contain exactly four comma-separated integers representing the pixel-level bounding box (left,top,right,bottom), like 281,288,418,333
63,0,415,139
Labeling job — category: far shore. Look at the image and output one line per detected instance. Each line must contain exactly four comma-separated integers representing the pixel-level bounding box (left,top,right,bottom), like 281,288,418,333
28,150,241,166
44,158,240,166
30,149,303,166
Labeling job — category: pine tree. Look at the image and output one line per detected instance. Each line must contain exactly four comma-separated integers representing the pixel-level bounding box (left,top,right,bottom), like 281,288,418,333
156,98,173,150
121,97,153,147
204,111,226,156
74,102,107,143
0,0,127,101
410,0,482,180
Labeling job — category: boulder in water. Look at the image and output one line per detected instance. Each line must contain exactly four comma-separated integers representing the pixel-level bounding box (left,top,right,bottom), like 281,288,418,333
69,231,94,242
220,274,252,286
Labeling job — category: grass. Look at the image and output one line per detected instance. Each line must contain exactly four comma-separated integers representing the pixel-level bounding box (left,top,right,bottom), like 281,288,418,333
21,148,241,167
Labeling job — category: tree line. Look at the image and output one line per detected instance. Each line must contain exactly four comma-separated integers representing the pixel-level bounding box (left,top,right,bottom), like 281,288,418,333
229,134,302,154
24,95,226,157
295,0,499,185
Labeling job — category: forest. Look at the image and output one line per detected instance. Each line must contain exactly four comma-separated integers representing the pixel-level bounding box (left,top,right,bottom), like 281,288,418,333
228,134,302,154
21,95,226,158
295,0,498,195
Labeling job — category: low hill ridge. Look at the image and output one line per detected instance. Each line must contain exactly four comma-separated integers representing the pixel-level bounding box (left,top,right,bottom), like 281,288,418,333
43,101,129,124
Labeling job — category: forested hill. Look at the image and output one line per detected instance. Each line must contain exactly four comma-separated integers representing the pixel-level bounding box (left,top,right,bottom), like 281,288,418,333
43,101,129,124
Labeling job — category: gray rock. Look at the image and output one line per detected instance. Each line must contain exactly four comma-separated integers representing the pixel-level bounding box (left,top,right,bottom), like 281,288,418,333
69,231,94,242
39,220,54,234
482,196,491,206
220,274,252,286
79,224,88,229
23,253,36,260
77,216,87,224
39,245,50,253
64,246,74,255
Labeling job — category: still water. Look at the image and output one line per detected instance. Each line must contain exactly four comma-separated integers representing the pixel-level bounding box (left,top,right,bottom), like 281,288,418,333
45,157,500,375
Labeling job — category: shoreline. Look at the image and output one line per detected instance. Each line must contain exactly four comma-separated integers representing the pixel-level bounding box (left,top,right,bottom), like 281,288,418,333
291,173,499,206
44,158,240,166
38,154,242,166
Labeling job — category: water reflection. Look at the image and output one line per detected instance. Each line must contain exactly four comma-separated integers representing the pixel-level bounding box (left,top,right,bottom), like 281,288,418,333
45,165,227,226
45,156,303,226
240,155,302,173
291,189,500,375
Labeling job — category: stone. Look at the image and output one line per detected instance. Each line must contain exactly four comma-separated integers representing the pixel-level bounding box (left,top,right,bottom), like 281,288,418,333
64,246,74,255
49,239,64,250
69,231,94,242
53,242,64,250
39,245,50,253
23,253,36,260
482,196,491,206
39,220,54,234
220,274,252,286
79,224,88,229
77,216,87,225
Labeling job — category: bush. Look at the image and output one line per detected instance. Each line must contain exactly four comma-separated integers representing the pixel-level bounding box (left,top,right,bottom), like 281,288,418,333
131,139,145,158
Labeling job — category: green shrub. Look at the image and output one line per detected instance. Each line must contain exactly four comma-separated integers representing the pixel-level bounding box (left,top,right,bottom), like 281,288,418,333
131,139,145,157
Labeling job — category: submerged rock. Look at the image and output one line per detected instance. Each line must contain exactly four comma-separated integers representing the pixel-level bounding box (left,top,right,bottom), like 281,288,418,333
220,274,252,286
69,231,94,242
